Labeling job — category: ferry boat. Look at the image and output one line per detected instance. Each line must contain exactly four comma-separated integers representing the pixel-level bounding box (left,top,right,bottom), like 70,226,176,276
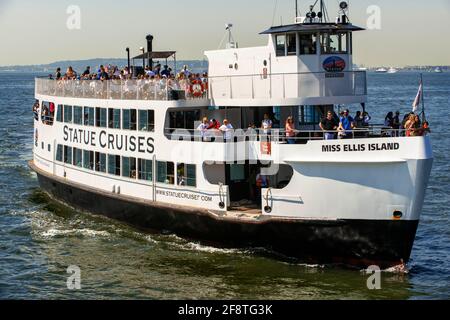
434,67,443,73
30,1,433,268
375,68,388,73
387,67,399,74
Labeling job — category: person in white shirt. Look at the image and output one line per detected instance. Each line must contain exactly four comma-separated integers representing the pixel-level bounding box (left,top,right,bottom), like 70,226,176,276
261,113,273,134
219,119,234,142
197,117,210,141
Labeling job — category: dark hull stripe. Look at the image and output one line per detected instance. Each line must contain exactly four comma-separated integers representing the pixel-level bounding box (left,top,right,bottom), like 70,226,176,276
30,162,419,269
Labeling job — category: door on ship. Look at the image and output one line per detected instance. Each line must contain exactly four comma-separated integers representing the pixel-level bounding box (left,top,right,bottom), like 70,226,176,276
225,163,263,210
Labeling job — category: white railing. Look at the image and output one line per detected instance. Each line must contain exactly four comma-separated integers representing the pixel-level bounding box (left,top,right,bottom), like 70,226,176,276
36,71,366,101
35,78,207,101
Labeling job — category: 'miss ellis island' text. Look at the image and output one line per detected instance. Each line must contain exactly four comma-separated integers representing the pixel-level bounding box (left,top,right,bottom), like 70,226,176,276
322,142,400,153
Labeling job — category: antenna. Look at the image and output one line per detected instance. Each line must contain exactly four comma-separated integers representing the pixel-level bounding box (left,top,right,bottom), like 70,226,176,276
295,0,298,18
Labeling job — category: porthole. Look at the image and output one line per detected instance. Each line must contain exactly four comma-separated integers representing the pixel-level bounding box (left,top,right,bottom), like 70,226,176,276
263,60,268,66
393,211,403,220
234,63,238,70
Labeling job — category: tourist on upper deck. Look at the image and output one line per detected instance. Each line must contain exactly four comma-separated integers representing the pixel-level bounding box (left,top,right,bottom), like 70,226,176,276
338,109,355,139
405,114,418,137
392,111,401,136
55,68,62,80
285,116,296,144
82,66,91,77
261,114,273,135
197,117,210,142
161,65,171,77
181,65,191,77
320,111,339,140
220,119,234,142
384,112,394,127
66,66,76,79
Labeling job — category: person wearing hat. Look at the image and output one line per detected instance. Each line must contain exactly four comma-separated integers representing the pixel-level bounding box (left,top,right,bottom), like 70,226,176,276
161,65,170,77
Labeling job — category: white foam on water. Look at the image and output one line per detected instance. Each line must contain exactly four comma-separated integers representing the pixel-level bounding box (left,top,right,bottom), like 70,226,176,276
40,228,110,239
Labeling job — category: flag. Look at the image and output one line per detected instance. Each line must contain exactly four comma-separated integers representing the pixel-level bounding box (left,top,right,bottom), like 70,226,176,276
412,81,422,113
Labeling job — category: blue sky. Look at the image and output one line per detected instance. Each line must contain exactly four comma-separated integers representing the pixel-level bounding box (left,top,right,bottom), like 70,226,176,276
0,0,449,66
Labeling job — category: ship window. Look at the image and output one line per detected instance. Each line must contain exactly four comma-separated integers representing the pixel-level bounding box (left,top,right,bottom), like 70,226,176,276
83,150,94,170
138,159,153,181
139,110,155,132
63,105,73,123
95,152,107,173
56,145,63,162
157,161,175,185
287,33,297,55
276,35,286,56
108,108,121,129
84,107,95,126
299,106,321,124
73,106,83,125
177,164,196,187
73,148,83,168
56,105,63,122
321,32,348,54
122,157,137,179
300,33,317,55
169,110,200,130
96,108,107,128
64,146,73,164
108,155,121,176
41,101,55,125
123,109,137,131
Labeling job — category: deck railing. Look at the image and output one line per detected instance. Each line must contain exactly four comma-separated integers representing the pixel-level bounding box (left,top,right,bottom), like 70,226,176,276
35,71,366,101
164,126,414,144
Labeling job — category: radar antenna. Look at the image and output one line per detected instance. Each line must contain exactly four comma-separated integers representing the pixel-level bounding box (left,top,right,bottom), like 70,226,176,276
218,23,238,49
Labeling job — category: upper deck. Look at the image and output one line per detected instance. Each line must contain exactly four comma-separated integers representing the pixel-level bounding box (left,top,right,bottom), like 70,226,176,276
35,70,366,107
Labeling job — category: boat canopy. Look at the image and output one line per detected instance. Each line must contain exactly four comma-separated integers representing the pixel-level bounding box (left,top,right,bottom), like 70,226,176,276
132,51,176,60
260,23,365,35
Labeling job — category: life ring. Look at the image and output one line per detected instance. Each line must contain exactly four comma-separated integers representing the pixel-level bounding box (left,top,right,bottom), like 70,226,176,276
192,83,203,97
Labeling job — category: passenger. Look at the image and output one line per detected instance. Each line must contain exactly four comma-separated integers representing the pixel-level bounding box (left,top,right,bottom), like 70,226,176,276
362,112,371,127
354,111,364,128
405,114,417,137
261,113,273,135
392,111,401,136
255,172,270,208
285,116,296,144
161,65,170,77
54,68,62,80
320,111,339,140
338,109,355,139
220,119,234,142
66,66,76,79
208,119,221,130
384,112,394,127
197,117,210,141
82,66,91,77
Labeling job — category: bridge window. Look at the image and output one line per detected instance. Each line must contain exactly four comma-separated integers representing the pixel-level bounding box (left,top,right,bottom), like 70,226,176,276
73,106,83,125
169,110,200,130
63,105,73,123
276,35,286,56
321,32,348,54
108,108,121,129
84,107,95,126
123,109,137,131
122,157,137,179
83,150,94,170
177,164,196,187
300,33,317,55
139,110,155,132
73,148,83,167
287,33,297,55
108,155,121,176
64,146,72,164
157,161,175,185
96,108,107,128
56,145,63,162
95,152,107,173
138,159,153,181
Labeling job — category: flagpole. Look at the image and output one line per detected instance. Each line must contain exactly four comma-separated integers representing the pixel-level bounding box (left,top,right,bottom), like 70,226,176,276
420,73,426,122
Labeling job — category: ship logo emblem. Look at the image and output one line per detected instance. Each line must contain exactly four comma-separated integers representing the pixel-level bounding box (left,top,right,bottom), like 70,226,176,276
323,56,346,72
